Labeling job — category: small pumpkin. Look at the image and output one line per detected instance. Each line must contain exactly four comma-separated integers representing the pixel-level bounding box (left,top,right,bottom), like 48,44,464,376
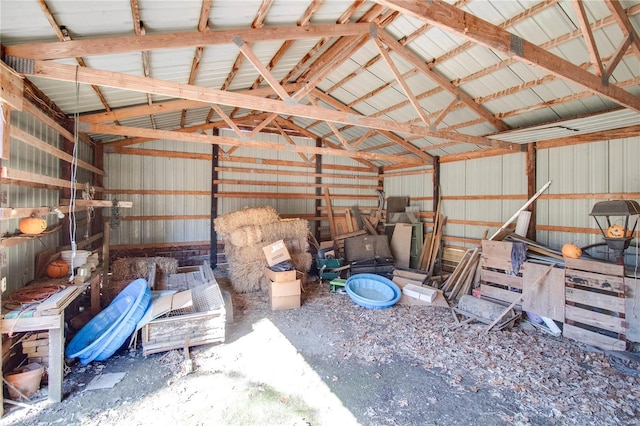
606,224,632,239
18,216,47,235
46,259,69,278
562,243,582,259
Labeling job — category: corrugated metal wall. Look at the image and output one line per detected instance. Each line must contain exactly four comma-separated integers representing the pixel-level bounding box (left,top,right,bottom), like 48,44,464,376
104,139,212,245
1,109,94,292
537,138,640,264
441,153,527,247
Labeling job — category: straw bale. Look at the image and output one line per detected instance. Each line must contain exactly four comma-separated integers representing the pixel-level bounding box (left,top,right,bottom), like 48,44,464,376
260,219,309,244
214,206,279,237
228,260,266,293
228,226,263,247
111,257,178,281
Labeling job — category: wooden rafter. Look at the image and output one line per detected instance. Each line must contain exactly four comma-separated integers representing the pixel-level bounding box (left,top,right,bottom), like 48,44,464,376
274,116,378,170
372,35,431,127
606,0,640,54
311,89,435,160
234,37,290,101
80,83,303,124
272,120,310,163
36,0,116,121
26,60,519,149
572,0,605,77
376,29,508,132
130,0,156,129
375,0,640,113
88,122,426,166
5,23,371,61
180,0,212,128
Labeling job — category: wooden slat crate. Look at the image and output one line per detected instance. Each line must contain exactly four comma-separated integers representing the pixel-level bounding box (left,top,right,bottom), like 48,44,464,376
142,264,226,356
563,258,627,351
480,240,523,306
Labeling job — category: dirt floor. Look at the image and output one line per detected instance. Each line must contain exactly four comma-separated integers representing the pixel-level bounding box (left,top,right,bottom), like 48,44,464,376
2,266,640,426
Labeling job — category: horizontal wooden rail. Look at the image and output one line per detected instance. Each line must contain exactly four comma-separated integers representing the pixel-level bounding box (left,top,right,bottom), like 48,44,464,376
214,179,382,190
110,241,209,250
11,126,103,175
215,192,379,200
118,215,210,221
104,189,209,195
1,167,104,192
216,166,380,181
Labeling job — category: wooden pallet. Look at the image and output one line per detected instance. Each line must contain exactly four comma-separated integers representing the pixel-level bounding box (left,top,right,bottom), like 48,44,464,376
479,240,523,306
563,258,627,351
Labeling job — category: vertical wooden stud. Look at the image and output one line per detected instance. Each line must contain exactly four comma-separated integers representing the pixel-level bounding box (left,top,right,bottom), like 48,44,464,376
526,143,537,241
210,129,219,268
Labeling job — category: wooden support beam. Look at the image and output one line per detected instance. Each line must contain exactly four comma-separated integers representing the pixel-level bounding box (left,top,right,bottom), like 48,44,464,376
6,23,373,60
0,61,23,111
375,0,640,113
27,61,516,152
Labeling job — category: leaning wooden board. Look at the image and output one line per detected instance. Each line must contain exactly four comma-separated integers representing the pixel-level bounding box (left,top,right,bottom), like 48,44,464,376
563,257,627,351
522,262,564,322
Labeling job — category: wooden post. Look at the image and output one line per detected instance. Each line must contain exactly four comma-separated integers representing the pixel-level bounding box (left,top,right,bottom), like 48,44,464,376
526,143,537,240
91,143,104,250
432,156,440,213
210,129,219,268
315,137,322,243
102,220,110,291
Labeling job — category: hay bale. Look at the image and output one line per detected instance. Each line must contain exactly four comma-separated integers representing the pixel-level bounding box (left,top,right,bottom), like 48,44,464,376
260,219,309,244
214,206,279,237
228,259,265,293
228,226,263,247
111,257,178,281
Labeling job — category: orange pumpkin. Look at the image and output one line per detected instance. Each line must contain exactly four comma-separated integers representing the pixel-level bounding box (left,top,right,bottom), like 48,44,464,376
606,224,632,239
562,243,582,259
18,216,47,235
46,259,69,278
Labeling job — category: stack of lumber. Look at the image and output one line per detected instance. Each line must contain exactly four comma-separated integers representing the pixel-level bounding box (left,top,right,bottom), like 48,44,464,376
214,206,311,293
22,332,50,380
441,248,481,301
417,208,446,275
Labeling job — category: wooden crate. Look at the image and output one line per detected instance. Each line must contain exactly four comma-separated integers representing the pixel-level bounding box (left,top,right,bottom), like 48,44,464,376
563,258,627,351
479,240,523,306
142,279,226,356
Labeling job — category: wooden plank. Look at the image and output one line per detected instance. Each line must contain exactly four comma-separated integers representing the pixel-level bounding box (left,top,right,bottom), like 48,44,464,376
563,323,626,351
10,23,372,60
0,62,23,110
11,126,103,175
565,287,626,313
390,223,412,269
522,263,564,322
480,255,514,272
36,286,80,312
324,188,336,239
481,240,513,260
565,257,625,277
480,269,523,289
565,269,626,293
565,305,626,334
376,0,640,113
480,284,522,304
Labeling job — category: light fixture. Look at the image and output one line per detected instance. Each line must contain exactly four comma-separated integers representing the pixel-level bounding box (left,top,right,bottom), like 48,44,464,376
589,200,640,265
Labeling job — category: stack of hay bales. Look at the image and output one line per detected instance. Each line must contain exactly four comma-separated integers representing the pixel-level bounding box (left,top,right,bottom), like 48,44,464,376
214,206,312,293
104,257,179,305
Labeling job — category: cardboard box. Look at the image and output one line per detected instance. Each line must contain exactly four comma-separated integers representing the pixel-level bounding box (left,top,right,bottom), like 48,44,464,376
402,283,437,302
268,279,301,310
262,240,291,267
270,295,301,311
264,267,297,283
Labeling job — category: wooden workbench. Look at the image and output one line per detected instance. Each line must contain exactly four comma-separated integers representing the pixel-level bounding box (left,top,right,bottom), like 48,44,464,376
1,270,102,403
